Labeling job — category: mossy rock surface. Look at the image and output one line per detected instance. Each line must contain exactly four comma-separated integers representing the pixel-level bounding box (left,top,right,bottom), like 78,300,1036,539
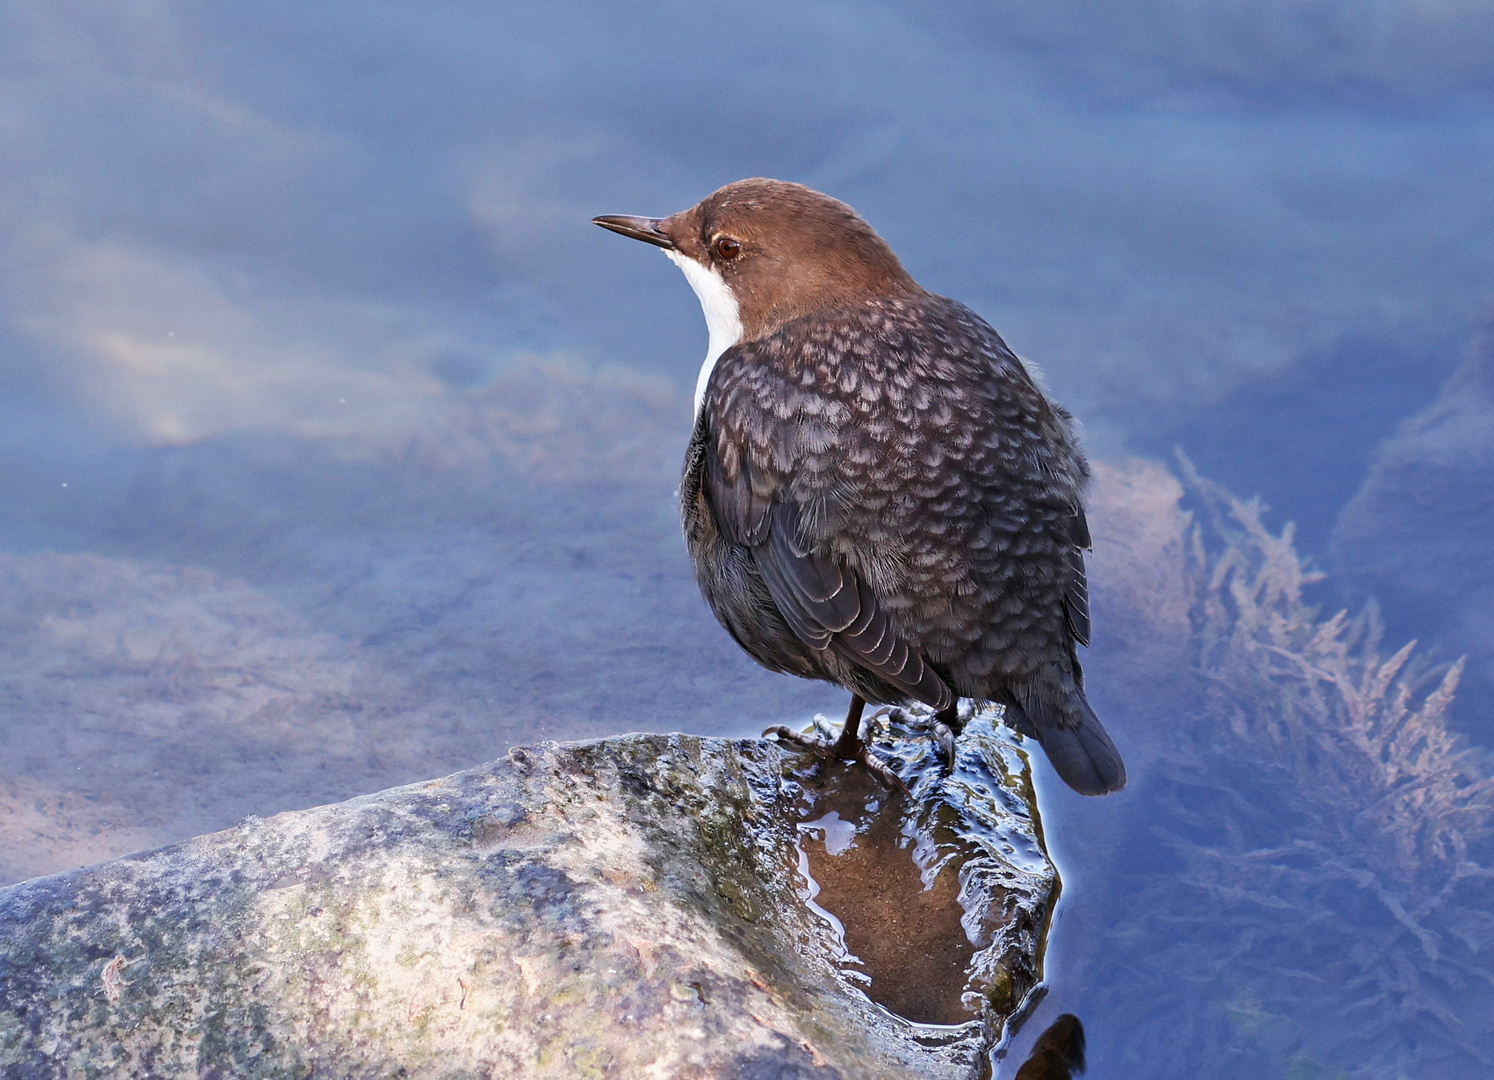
0,714,1054,1078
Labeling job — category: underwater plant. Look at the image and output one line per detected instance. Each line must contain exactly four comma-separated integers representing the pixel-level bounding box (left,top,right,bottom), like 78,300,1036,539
1075,461,1494,1078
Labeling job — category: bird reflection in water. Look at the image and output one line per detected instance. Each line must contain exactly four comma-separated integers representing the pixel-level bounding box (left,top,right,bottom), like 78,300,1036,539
1014,1014,1086,1079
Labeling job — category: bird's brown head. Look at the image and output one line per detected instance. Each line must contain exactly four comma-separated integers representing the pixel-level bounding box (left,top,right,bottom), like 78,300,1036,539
594,178,919,345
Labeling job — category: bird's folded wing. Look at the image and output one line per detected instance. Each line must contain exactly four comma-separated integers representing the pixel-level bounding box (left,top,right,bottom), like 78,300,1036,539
737,498,953,710
703,433,773,547
1063,507,1092,648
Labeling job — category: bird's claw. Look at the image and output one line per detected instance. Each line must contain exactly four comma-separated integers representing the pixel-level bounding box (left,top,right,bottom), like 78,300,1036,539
762,724,836,757
932,720,957,770
857,746,912,795
762,725,910,795
894,707,961,770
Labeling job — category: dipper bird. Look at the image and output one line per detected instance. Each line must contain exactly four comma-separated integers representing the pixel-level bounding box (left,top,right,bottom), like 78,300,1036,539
594,179,1125,796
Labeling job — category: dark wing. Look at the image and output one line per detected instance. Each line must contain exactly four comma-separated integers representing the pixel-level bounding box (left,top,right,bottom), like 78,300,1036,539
1063,507,1092,648
976,313,1093,651
704,432,953,709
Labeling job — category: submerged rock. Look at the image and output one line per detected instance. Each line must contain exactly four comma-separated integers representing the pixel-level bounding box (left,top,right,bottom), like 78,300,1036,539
0,709,1055,1078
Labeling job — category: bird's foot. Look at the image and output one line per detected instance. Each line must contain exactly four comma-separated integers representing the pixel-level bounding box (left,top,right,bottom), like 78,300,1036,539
932,719,956,770
763,722,910,795
892,704,962,770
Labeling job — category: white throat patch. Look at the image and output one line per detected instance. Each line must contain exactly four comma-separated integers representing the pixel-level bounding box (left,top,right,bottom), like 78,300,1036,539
664,249,743,414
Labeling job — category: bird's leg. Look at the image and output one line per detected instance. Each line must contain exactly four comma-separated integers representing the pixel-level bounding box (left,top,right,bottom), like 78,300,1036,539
764,695,909,794
832,694,867,759
839,700,910,793
764,695,864,758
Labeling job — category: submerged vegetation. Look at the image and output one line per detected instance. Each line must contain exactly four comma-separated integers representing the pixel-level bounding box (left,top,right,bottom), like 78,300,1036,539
1086,462,1494,1078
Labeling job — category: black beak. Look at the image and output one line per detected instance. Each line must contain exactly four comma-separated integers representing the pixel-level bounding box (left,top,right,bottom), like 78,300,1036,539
592,215,675,249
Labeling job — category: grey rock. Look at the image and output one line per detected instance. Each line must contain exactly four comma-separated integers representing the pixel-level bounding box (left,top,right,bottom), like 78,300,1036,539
0,710,1055,1079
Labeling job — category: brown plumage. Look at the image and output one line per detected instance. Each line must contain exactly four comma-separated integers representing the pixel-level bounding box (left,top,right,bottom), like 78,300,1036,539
595,179,1125,795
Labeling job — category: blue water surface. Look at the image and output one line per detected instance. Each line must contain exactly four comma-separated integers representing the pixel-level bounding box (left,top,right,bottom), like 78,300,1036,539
2,4,1492,1076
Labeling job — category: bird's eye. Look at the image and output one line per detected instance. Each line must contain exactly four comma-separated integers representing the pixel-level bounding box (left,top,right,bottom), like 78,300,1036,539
713,236,742,261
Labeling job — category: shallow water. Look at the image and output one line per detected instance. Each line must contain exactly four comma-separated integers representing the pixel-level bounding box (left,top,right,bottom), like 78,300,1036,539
791,706,1055,1031
801,793,975,1026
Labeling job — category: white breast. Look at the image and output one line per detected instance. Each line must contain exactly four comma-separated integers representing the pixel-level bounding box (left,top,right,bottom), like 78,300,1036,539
664,249,743,415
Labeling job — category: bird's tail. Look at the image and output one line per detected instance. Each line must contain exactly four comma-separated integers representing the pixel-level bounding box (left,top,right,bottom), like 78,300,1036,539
1006,667,1126,796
